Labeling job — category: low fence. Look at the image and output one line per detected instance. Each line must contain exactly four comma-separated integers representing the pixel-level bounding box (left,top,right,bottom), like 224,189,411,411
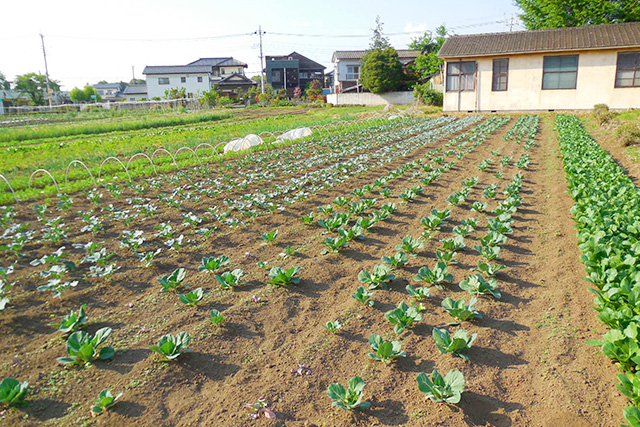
327,91,416,106
2,98,203,114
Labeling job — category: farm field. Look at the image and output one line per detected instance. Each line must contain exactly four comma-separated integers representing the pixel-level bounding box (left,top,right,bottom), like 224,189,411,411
0,112,631,426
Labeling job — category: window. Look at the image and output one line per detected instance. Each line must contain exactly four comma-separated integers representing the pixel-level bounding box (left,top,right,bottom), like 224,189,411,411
446,61,476,91
197,76,203,83
542,55,578,89
616,52,640,88
213,69,220,77
158,77,169,85
238,68,242,74
180,77,186,83
346,65,360,80
272,70,282,83
492,59,508,91
221,69,226,75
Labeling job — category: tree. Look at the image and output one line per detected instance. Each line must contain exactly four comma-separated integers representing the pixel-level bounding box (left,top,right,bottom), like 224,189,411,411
14,73,60,105
164,87,186,100
305,80,322,97
409,25,449,80
360,48,404,93
129,78,145,85
515,0,640,30
69,86,101,103
0,72,10,90
370,16,391,50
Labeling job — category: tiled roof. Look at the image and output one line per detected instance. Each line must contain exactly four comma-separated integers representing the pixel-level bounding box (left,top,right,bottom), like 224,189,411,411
122,85,147,95
92,83,122,89
216,73,256,85
188,57,247,67
332,49,420,62
143,65,212,75
438,22,640,58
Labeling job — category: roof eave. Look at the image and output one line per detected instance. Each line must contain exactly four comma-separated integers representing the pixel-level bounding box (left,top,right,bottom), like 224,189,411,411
438,44,640,59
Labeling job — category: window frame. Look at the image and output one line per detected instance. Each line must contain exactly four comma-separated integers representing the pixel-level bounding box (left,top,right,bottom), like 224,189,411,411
446,60,476,92
542,54,579,90
492,58,509,92
180,76,186,83
197,76,203,83
158,77,170,85
346,65,360,81
615,51,640,88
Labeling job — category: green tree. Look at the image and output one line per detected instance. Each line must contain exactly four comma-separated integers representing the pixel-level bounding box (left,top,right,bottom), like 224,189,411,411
360,48,404,94
129,78,145,85
14,73,60,105
164,87,186,100
69,87,86,103
370,16,391,50
409,25,449,80
0,72,10,90
69,86,102,103
515,0,640,29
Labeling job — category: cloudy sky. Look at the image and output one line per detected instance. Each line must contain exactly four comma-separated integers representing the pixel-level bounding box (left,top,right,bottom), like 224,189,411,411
1,0,523,90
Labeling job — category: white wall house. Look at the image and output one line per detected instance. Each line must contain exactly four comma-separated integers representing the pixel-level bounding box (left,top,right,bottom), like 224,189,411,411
438,22,640,111
143,57,252,100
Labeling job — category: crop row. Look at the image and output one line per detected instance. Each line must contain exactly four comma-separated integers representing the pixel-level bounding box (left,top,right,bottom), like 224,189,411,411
556,114,640,427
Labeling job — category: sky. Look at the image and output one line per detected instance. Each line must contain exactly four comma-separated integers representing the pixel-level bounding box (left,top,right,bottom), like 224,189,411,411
0,0,524,91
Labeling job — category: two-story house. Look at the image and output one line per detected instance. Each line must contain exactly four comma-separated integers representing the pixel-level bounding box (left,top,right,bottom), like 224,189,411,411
92,83,125,101
265,52,325,97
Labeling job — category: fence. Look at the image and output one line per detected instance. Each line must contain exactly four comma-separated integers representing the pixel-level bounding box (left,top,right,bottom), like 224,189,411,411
327,91,416,106
3,98,203,114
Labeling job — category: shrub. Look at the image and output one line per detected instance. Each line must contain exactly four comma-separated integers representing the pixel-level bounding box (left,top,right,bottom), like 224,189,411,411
593,103,614,126
414,83,443,106
616,122,640,147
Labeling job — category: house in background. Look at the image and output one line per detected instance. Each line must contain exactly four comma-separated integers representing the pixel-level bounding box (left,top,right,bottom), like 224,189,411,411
122,84,147,101
437,22,640,111
265,52,325,96
216,73,258,98
92,83,125,101
143,57,253,99
331,49,420,93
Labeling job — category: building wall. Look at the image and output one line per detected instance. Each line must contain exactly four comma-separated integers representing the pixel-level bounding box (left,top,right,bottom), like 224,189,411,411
444,48,640,111
327,91,415,106
146,73,211,99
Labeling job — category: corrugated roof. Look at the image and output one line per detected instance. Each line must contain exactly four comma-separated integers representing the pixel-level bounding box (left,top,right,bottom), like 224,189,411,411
122,85,147,95
332,49,420,62
143,65,212,75
438,22,640,58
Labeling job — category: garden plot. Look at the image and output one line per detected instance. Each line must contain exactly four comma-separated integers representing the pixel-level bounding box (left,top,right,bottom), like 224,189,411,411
0,114,627,426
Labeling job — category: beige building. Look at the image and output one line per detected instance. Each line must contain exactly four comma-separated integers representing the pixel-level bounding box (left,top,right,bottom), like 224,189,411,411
438,22,640,112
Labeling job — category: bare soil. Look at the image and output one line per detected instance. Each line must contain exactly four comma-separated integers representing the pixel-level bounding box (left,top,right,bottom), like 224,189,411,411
0,114,627,426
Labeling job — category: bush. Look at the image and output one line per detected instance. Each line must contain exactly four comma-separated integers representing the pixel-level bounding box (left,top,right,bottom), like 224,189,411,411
593,103,615,126
413,83,443,107
616,121,640,146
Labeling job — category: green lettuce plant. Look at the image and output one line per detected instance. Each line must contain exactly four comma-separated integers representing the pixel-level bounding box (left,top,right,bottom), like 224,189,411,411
91,388,122,416
385,302,423,334
57,328,115,366
368,334,406,364
267,266,301,286
327,376,371,411
51,304,88,334
0,378,28,406
149,331,191,361
416,369,465,404
432,328,477,361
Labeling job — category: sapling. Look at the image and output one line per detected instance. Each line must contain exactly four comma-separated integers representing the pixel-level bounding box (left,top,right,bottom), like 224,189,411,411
368,334,406,364
301,212,317,224
149,331,191,361
178,288,204,306
417,369,465,404
58,328,115,366
91,389,122,417
459,274,501,299
215,269,244,289
432,328,477,361
321,236,348,254
351,286,374,307
327,376,371,411
441,236,466,252
51,305,88,334
471,201,487,212
323,320,342,333
333,196,351,207
474,244,501,261
0,378,28,406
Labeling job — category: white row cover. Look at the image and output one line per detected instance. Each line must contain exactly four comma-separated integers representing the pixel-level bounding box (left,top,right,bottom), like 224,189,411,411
223,134,264,153
276,127,313,142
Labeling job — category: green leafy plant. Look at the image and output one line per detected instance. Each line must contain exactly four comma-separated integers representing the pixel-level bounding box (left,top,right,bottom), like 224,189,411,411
442,297,482,322
395,235,424,256
261,230,278,244
267,266,302,286
149,331,191,361
158,268,187,292
358,264,395,290
327,376,371,411
368,334,406,364
321,236,349,254
474,244,501,261
178,288,204,306
57,328,115,366
0,377,28,406
91,388,122,417
416,369,465,404
414,262,453,288
198,255,230,273
459,274,501,299
432,327,477,361
209,309,226,327
323,320,342,333
385,302,423,334
618,371,640,408
215,269,244,289
381,252,408,269
51,304,88,334
301,212,318,224
351,286,374,307
406,284,430,301
475,261,506,277
436,250,457,265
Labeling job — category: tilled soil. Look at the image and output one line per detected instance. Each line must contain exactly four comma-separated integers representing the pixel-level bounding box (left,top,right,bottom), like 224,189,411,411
0,114,627,427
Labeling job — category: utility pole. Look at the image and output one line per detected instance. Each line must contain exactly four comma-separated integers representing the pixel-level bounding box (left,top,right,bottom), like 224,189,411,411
40,33,52,107
258,25,265,94
132,66,135,82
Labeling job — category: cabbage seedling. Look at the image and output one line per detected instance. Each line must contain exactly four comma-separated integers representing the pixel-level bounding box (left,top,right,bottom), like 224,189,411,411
471,201,486,212
245,397,276,419
199,255,230,273
436,250,457,265
406,285,430,301
149,331,191,361
385,302,423,334
301,213,317,224
261,230,278,244
414,262,453,289
333,196,351,207
358,264,395,290
327,376,371,411
215,269,244,289
323,320,342,333
351,286,374,306
381,252,408,269
91,389,122,417
474,244,501,261
368,334,406,364
459,274,501,299
158,268,187,292
209,309,226,327
432,328,477,361
475,261,506,277
57,328,115,366
441,236,466,252
396,235,424,256
178,288,204,306
51,304,88,334
267,266,301,286
417,369,465,404
442,297,482,322
321,236,348,254
0,378,28,406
